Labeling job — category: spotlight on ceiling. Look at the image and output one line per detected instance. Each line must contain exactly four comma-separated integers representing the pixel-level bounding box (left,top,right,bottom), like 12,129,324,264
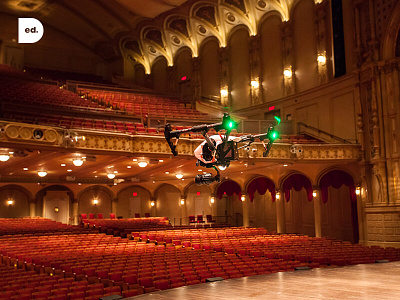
107,173,116,179
176,173,183,179
138,161,148,168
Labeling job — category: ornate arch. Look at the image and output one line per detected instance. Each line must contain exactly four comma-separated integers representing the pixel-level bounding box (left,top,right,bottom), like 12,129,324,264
77,185,114,202
280,172,313,202
153,183,182,199
0,184,33,202
214,179,242,199
35,185,73,203
318,169,356,204
245,175,276,202
117,185,151,199
183,181,212,197
382,0,400,60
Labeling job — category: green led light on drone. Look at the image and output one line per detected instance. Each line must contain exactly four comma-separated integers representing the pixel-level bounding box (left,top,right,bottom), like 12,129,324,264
274,116,281,124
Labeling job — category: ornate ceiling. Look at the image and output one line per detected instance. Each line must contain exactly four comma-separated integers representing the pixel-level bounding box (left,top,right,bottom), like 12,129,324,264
0,0,302,70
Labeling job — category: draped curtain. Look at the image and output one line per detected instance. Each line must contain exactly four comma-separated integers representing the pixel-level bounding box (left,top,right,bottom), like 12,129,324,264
247,177,276,202
282,174,313,202
319,170,356,203
217,180,241,199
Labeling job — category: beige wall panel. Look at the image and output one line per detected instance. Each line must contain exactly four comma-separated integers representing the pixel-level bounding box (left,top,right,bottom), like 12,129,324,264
229,28,250,110
135,65,146,87
156,185,181,223
78,188,112,217
285,189,314,236
293,0,318,92
175,49,194,99
200,39,220,99
0,188,29,218
330,91,356,141
117,186,151,218
260,15,284,103
152,57,168,92
186,185,212,219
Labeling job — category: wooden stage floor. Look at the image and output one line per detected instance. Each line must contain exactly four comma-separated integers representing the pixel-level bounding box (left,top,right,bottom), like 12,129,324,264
130,261,400,300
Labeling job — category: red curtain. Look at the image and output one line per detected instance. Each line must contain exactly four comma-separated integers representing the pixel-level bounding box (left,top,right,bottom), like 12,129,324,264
247,177,276,202
319,170,356,203
217,180,241,199
282,174,313,202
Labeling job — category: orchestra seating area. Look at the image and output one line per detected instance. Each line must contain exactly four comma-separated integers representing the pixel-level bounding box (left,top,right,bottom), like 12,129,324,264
0,219,399,300
0,218,91,236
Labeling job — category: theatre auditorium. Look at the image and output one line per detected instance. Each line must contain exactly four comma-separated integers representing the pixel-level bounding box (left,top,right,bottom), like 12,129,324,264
1,0,400,299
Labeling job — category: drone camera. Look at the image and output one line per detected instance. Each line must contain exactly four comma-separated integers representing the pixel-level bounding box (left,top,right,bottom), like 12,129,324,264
195,173,220,185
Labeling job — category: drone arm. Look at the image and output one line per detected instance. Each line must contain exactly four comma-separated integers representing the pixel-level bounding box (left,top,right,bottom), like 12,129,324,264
203,131,216,151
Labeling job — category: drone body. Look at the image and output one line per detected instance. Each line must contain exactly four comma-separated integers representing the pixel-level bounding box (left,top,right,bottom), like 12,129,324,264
164,113,280,185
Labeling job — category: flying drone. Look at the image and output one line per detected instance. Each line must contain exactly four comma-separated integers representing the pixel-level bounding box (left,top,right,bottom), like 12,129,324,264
164,113,280,185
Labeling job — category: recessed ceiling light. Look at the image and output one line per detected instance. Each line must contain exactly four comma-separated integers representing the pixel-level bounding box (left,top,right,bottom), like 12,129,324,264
182,179,185,181
198,169,202,172
165,171,169,174
108,166,114,168
127,166,132,169
67,169,72,172
95,175,98,178
114,183,117,185
8,151,14,155
61,164,66,167
159,159,163,162
78,183,81,185
283,164,288,167
114,171,118,174
176,174,183,179
132,159,138,162
153,181,155,183
107,173,116,179
23,168,28,171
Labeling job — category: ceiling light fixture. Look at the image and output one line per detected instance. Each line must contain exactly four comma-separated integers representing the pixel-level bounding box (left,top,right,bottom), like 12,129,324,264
176,173,183,179
37,171,47,177
138,161,148,168
72,159,84,167
0,155,10,162
107,173,116,179
23,168,28,171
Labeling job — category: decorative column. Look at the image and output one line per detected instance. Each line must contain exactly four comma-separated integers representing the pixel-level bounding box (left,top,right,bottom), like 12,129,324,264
281,21,295,96
315,0,328,84
72,200,79,225
352,0,364,67
276,191,286,233
111,198,118,216
29,201,36,218
180,195,187,226
312,188,322,237
191,57,201,103
219,46,230,107
241,194,249,227
249,36,262,105
355,186,365,244
210,195,217,222
150,197,156,217
167,66,177,93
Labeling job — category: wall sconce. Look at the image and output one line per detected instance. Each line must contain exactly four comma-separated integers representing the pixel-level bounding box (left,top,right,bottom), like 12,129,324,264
210,196,215,204
93,199,98,205
250,79,259,89
7,200,13,206
355,187,361,195
317,53,326,65
220,87,228,106
312,190,317,198
150,201,155,207
54,207,59,212
250,78,260,105
283,67,292,78
276,192,281,200
241,195,246,202
180,198,185,205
